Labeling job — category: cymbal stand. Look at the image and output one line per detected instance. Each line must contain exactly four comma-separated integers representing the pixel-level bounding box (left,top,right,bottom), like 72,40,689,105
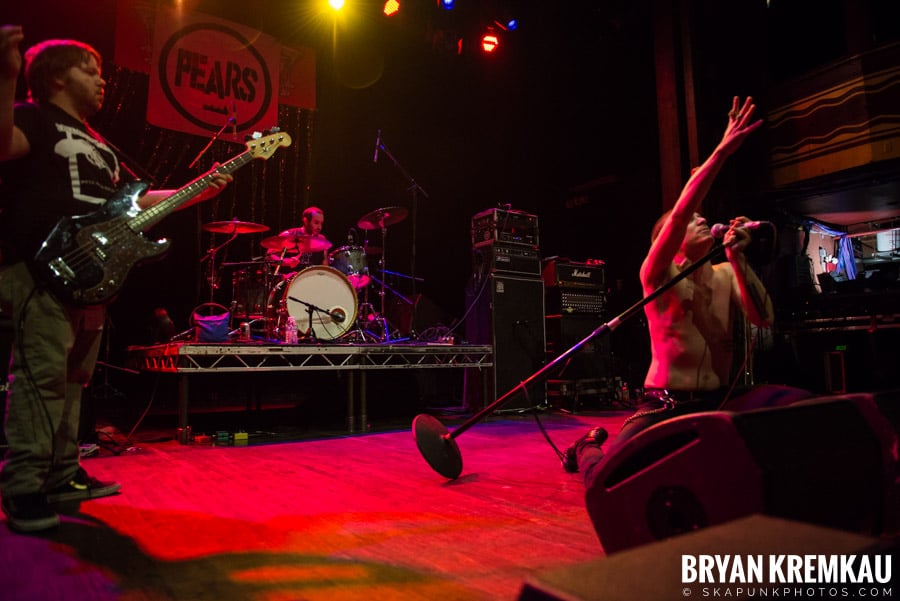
368,273,411,343
200,230,239,303
378,225,389,341
369,273,414,306
373,131,429,339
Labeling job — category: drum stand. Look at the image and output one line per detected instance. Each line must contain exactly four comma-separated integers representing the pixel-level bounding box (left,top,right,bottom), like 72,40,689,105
200,231,239,303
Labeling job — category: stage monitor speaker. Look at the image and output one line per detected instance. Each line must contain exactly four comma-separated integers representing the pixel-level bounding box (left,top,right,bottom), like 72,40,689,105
584,393,899,554
465,274,546,411
518,514,897,601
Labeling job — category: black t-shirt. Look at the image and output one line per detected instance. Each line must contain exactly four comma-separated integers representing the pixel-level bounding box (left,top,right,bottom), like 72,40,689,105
0,102,120,265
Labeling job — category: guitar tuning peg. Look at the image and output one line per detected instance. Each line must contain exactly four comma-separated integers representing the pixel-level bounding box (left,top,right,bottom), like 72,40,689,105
250,131,262,140
269,126,281,133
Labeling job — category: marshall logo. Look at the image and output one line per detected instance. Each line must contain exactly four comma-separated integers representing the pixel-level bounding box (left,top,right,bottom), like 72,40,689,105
544,261,605,289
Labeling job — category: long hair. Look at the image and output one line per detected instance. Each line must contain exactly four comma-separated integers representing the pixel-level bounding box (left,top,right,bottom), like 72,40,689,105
24,39,101,104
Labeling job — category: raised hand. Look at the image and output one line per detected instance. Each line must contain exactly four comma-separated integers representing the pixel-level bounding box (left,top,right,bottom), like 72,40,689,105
718,96,763,157
0,25,24,81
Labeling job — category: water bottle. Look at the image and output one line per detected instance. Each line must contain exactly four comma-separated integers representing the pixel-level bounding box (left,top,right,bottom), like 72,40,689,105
285,316,298,344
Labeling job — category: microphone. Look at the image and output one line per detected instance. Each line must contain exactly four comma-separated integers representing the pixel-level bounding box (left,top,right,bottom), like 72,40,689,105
373,129,381,163
330,308,346,323
710,221,771,238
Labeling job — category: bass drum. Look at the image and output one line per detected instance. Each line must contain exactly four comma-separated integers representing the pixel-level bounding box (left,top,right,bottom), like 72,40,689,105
267,266,358,341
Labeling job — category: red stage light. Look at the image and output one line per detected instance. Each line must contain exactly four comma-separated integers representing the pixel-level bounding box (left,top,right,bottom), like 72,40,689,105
481,33,499,53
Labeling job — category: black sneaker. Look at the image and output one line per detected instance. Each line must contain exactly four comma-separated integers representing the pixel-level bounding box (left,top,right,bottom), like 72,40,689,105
2,493,60,533
562,427,609,473
46,467,121,504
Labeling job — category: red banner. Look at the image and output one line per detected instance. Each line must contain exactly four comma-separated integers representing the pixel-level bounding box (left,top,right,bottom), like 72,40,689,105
114,1,315,138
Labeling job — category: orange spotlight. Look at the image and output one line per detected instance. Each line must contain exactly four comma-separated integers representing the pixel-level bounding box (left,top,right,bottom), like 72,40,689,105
383,0,400,16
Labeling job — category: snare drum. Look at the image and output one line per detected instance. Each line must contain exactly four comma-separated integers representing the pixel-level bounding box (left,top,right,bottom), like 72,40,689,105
267,266,358,341
328,245,370,289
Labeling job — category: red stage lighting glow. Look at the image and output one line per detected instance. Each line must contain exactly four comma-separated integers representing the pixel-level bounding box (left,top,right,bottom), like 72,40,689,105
481,33,499,53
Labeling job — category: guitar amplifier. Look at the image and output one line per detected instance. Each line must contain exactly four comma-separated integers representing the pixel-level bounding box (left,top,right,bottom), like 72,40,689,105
471,208,539,248
546,288,607,316
542,259,605,290
473,243,542,277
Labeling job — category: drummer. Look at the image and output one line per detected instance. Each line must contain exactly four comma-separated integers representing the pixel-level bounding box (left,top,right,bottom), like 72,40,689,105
267,206,329,272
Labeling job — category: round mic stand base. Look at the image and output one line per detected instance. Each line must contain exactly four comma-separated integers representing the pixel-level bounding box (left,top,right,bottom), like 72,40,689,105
413,414,463,479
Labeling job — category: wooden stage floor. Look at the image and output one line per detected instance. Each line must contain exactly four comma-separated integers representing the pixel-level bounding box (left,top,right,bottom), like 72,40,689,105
0,408,631,601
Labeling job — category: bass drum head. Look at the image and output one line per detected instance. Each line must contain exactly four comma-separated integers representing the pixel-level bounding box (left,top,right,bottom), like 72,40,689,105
281,266,358,341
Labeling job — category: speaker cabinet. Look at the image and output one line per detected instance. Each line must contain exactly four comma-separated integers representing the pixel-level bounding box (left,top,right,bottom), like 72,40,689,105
545,314,612,380
519,514,897,601
465,274,546,411
584,394,899,554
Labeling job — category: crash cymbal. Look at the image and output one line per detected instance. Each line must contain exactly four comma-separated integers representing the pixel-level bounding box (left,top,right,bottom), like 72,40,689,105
203,219,270,234
357,206,408,230
261,233,332,253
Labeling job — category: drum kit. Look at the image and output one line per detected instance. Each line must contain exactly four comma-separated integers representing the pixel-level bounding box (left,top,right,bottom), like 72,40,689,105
201,208,412,343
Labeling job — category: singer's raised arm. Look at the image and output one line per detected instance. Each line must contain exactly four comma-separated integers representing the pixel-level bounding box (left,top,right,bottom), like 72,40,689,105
640,96,763,292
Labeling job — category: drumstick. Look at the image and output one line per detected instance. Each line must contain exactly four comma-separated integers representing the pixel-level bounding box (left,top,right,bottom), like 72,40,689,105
273,247,288,277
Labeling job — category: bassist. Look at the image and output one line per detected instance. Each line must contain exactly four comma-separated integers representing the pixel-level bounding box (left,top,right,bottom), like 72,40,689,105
0,27,232,532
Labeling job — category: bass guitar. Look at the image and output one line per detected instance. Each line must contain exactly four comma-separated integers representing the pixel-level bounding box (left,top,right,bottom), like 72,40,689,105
34,129,291,306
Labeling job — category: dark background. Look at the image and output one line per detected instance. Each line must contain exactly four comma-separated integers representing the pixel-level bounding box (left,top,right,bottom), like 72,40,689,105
6,0,899,396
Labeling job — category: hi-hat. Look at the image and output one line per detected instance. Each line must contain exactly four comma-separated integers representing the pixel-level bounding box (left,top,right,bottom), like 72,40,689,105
357,207,408,230
261,233,332,253
203,219,270,234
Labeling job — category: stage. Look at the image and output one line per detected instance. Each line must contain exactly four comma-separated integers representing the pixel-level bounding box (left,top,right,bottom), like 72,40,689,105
0,410,629,601
127,342,493,440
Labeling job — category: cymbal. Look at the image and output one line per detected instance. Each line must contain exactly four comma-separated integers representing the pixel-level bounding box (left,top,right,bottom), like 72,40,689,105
261,233,332,253
203,219,270,234
357,206,408,230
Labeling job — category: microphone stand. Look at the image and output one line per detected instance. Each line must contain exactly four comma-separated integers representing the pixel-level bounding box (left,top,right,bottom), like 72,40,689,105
413,241,731,480
287,295,344,340
188,117,235,170
374,133,429,339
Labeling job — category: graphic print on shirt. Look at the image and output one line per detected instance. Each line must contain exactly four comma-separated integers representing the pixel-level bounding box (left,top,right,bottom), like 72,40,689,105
53,123,120,205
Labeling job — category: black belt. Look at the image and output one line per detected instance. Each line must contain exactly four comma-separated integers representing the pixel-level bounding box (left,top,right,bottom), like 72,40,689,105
643,388,704,403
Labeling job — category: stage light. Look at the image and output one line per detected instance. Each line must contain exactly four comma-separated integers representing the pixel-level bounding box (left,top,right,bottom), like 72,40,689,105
505,18,518,31
439,0,454,10
481,32,499,53
383,0,400,16
328,0,345,10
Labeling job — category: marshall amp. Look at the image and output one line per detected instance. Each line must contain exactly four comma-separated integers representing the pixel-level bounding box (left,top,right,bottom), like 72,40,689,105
543,259,607,316
542,258,605,290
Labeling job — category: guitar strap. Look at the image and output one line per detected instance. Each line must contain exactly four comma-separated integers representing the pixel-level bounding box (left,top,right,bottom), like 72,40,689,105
89,127,157,188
